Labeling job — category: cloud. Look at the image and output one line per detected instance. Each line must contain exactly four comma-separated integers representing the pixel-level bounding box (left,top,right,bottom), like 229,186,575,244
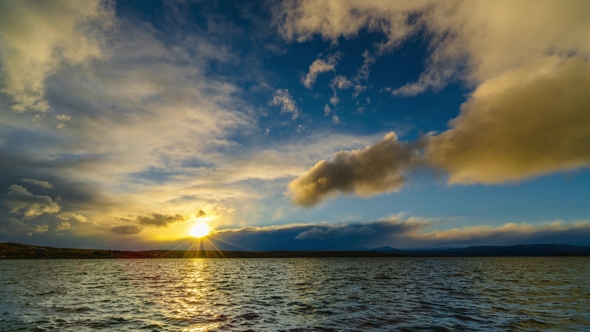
288,132,421,207
20,178,53,188
328,75,352,105
291,56,590,203
34,224,49,233
179,217,590,250
57,212,88,223
55,114,71,122
137,213,186,227
276,0,590,94
415,220,590,248
301,54,339,89
204,216,425,251
276,0,417,43
0,13,265,236
427,56,590,184
295,224,375,240
0,0,426,243
280,1,590,204
330,75,352,90
56,221,71,230
0,0,115,112
111,225,142,235
2,185,60,218
270,89,300,119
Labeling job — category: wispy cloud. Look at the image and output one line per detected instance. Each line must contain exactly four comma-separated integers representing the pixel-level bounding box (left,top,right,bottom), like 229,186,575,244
0,0,115,112
20,178,52,189
57,212,87,223
301,54,339,89
270,88,300,119
277,0,590,94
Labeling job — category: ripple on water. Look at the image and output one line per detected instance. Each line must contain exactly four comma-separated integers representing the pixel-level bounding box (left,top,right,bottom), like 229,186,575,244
0,258,589,331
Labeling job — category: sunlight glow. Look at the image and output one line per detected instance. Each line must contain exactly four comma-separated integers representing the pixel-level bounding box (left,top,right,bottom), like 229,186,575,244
189,223,211,238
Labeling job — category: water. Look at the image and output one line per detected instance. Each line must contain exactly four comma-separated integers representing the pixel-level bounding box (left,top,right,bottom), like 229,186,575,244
1,258,589,331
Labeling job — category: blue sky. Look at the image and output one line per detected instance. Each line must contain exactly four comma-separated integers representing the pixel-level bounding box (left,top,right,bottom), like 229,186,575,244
1,0,589,250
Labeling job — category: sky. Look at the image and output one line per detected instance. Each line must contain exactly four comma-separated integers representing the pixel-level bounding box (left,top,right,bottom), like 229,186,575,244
1,0,590,250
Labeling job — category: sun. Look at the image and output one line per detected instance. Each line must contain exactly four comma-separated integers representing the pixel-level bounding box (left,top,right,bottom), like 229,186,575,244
189,223,211,238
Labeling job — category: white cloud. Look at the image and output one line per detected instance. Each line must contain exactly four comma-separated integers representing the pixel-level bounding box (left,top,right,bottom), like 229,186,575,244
301,54,339,89
329,94,339,106
329,75,352,105
270,89,300,119
330,76,352,90
277,0,590,95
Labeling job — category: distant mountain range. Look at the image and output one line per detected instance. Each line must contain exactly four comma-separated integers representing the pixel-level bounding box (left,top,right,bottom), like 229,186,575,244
360,244,590,257
1,242,588,259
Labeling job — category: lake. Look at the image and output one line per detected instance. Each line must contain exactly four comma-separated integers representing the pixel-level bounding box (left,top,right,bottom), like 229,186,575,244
1,258,589,331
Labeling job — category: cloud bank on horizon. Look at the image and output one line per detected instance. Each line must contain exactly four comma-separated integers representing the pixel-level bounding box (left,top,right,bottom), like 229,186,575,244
1,0,589,249
143,217,590,251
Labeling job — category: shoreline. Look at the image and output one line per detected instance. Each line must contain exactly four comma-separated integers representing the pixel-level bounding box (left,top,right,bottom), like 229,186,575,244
1,242,588,259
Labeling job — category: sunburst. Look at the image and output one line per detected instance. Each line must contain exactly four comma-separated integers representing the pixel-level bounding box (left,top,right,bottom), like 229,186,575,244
189,223,210,238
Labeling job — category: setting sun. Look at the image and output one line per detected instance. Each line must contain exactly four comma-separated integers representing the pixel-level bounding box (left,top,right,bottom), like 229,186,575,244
189,223,211,238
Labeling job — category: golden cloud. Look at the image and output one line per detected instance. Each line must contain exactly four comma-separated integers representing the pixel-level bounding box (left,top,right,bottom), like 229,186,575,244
0,0,115,112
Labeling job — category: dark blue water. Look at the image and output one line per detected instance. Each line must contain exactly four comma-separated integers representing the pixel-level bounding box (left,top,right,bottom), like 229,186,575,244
1,258,589,331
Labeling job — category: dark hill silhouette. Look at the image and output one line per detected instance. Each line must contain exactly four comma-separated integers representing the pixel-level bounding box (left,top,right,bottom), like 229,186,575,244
1,242,588,259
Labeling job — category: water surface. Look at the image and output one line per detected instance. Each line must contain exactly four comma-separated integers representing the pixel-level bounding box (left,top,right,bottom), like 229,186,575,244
1,258,589,331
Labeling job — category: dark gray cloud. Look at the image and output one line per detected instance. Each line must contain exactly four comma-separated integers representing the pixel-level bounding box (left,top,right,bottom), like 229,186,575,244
288,132,421,206
0,216,26,234
192,219,590,251
137,213,186,227
200,217,426,251
409,221,590,248
20,178,52,188
0,148,108,210
295,225,375,240
2,185,60,219
111,225,142,235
